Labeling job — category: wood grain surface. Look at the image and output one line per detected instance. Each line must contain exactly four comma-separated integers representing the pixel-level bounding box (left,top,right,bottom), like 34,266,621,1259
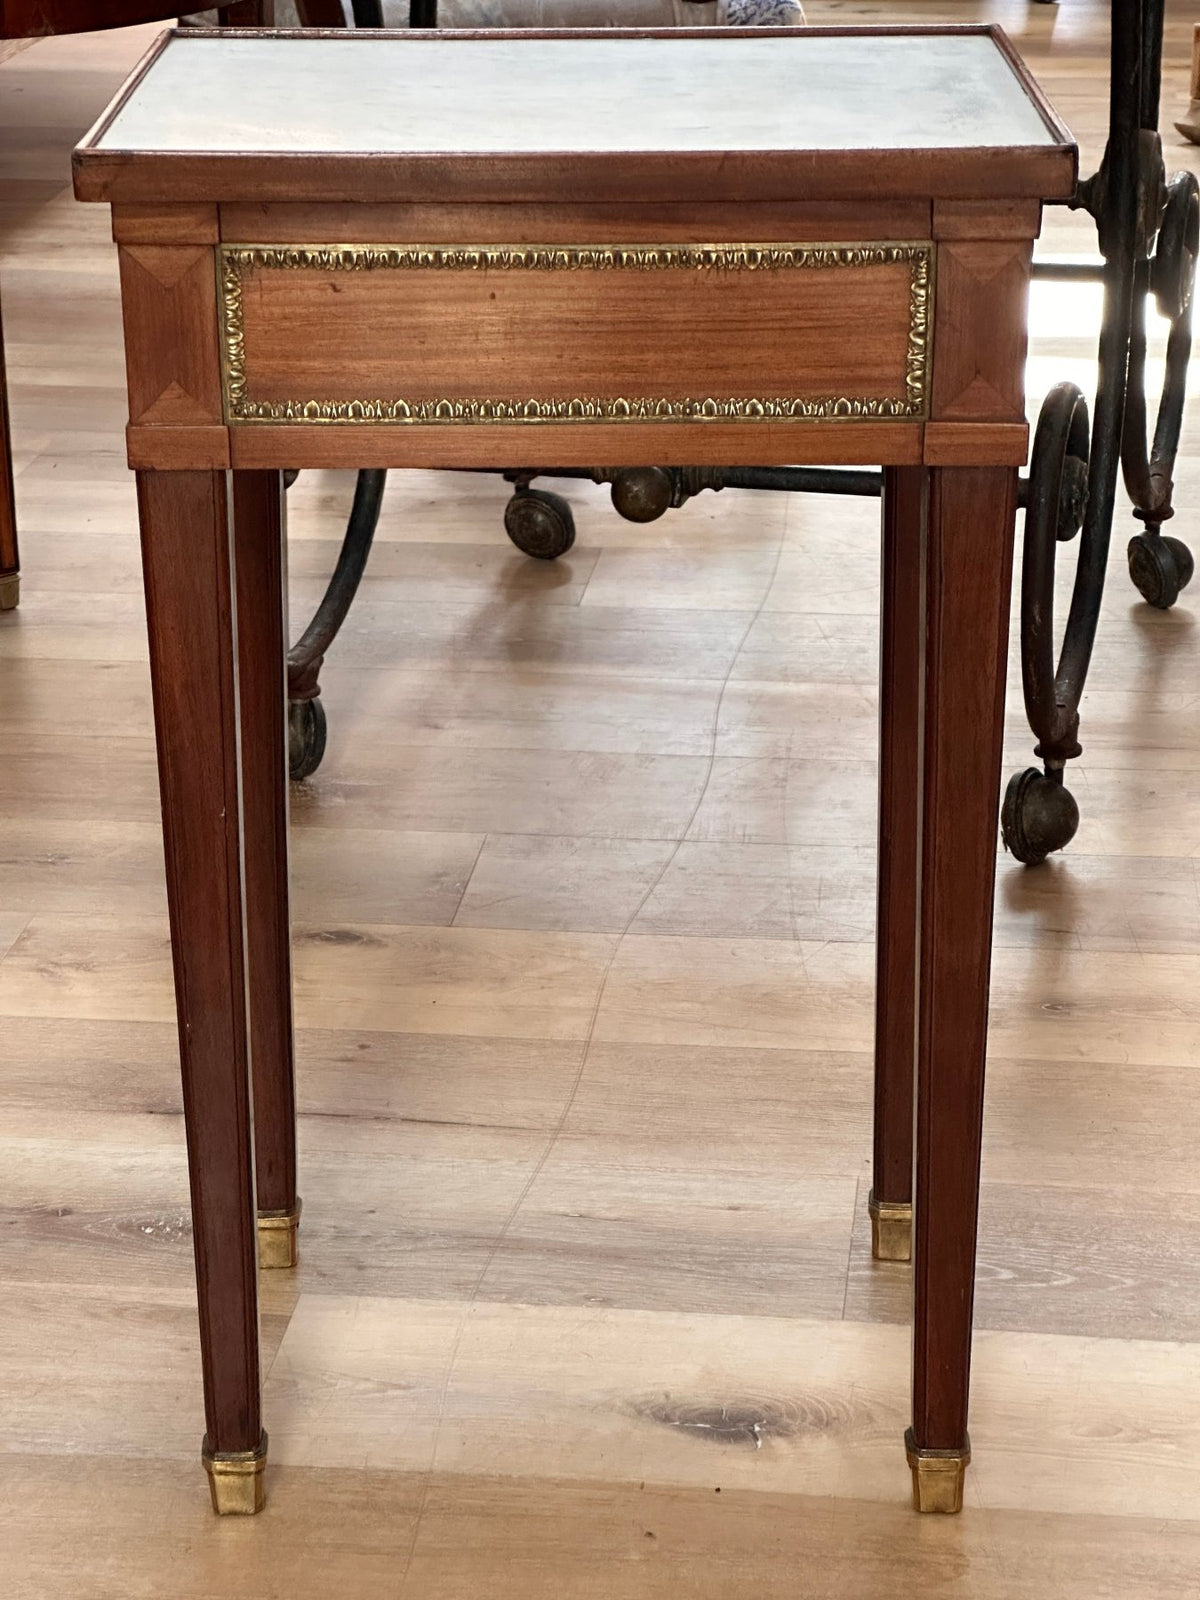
911,464,1017,1453
224,417,928,470
118,244,223,427
228,246,920,416
873,468,922,1214
217,199,936,245
136,469,262,1456
232,470,297,1220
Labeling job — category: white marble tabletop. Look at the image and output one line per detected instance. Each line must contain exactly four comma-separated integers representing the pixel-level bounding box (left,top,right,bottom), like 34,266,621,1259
94,31,1061,157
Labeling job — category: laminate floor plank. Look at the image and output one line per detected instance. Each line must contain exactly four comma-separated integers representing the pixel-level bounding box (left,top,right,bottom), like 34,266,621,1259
258,1294,1200,1524
8,1462,1200,1600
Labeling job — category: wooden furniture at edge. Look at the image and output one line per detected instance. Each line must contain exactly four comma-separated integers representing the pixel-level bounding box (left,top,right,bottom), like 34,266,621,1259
0,0,275,611
70,24,1077,1519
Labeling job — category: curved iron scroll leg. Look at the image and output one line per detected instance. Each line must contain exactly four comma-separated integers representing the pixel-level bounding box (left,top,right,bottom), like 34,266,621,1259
286,468,386,780
1122,173,1198,607
1058,0,1143,734
1119,0,1196,606
1004,0,1144,864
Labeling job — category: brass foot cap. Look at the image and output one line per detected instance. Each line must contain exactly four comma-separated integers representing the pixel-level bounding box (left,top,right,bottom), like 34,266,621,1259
905,1428,969,1514
0,572,18,611
868,1191,912,1263
203,1431,267,1515
257,1199,301,1270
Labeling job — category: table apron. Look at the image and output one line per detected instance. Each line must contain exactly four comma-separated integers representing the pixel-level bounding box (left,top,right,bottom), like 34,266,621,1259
115,227,1034,469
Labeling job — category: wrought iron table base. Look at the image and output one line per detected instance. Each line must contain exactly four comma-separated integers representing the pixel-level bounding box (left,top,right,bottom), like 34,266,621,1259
293,0,1196,844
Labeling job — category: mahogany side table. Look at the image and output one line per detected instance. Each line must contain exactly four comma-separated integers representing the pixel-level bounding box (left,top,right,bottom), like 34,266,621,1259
72,24,1076,1517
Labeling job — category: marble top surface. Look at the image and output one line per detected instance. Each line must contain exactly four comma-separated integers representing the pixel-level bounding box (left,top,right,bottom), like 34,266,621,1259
92,31,1060,157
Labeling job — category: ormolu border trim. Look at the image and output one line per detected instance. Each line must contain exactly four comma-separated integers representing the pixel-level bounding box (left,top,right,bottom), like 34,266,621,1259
218,242,931,426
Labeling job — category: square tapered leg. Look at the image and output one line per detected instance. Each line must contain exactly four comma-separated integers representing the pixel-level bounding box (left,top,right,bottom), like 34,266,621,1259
232,472,301,1270
871,468,924,1266
908,466,1017,1511
138,470,266,1513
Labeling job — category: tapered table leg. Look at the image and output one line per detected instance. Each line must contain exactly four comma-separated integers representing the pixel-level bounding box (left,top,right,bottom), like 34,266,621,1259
232,470,300,1269
137,469,266,1515
871,467,924,1263
908,466,1017,1514
0,292,19,612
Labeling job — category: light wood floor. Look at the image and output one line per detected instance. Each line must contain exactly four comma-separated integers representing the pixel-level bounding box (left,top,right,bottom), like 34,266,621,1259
4,4,1200,1594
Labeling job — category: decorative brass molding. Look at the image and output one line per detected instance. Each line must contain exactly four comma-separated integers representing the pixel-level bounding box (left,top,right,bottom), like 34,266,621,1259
218,242,931,426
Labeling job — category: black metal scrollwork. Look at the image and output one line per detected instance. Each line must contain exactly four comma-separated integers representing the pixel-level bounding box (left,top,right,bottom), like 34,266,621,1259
1002,0,1194,863
1124,170,1199,607
286,469,386,779
1001,384,1091,865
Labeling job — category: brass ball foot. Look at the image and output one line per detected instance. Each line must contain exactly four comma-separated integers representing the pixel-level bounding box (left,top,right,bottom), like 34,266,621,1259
257,1200,301,1270
868,1191,912,1263
0,572,19,610
203,1431,267,1515
905,1428,969,1513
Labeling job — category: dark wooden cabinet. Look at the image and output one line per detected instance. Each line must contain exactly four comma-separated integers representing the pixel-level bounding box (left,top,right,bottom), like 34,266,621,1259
2,3,196,34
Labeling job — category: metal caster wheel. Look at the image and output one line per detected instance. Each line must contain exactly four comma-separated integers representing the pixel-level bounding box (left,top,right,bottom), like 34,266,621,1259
289,697,327,781
504,488,576,559
1127,530,1194,609
610,466,674,523
1001,767,1080,867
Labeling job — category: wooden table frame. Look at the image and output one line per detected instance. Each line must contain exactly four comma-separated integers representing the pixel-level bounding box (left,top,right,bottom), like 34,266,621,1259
73,24,1076,1517
0,1,279,614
